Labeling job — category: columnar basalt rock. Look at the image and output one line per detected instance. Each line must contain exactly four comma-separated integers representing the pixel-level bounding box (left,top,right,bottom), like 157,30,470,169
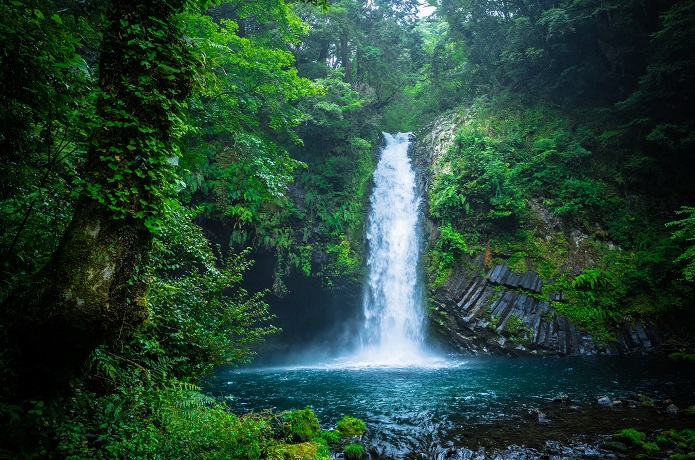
429,254,667,356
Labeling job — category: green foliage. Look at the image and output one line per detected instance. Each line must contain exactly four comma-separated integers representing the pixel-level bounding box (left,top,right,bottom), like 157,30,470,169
146,203,280,377
0,0,90,283
185,35,377,290
426,224,471,288
318,430,340,445
52,367,276,460
267,441,330,460
437,224,469,263
335,415,367,437
669,352,695,364
426,95,693,338
179,5,318,246
610,428,695,459
502,314,527,338
667,206,695,281
344,443,365,460
613,428,648,447
82,0,199,229
281,407,322,443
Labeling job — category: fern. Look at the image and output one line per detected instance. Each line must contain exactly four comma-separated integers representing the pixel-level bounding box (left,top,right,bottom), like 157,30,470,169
667,206,695,281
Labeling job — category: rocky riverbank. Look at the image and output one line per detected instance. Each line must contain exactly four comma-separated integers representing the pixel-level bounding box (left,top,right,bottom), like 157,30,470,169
366,391,695,459
427,252,676,356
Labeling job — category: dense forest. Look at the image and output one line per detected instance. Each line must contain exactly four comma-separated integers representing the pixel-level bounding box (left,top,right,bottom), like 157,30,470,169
1,0,694,458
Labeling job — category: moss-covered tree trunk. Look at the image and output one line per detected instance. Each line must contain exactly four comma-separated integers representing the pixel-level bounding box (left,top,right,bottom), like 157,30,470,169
8,0,194,393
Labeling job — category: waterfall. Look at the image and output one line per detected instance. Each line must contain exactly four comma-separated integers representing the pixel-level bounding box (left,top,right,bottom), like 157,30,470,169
357,132,428,365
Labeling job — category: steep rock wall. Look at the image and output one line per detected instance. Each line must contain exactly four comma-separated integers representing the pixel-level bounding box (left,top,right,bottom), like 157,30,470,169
413,112,674,356
429,254,669,356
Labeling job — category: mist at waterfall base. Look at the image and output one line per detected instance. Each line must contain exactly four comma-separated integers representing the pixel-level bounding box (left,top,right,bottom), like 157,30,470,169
207,134,694,457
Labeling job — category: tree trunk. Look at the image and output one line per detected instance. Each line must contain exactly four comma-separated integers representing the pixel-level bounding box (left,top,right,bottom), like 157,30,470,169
7,0,194,395
318,39,330,63
340,30,352,82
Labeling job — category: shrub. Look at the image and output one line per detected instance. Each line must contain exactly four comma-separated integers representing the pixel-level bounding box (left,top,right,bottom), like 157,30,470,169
335,415,366,437
344,443,365,460
317,430,340,445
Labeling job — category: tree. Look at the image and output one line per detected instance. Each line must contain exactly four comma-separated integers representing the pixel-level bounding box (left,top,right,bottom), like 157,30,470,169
2,0,199,394
1,0,332,395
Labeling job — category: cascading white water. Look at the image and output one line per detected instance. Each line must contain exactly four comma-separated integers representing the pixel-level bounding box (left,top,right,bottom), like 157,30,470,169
357,132,428,365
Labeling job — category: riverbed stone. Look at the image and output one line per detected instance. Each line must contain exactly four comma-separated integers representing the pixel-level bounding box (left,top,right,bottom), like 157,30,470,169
549,393,570,403
601,441,629,453
597,396,612,406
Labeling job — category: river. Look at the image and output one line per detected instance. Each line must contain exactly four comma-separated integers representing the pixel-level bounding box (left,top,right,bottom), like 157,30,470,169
207,355,694,458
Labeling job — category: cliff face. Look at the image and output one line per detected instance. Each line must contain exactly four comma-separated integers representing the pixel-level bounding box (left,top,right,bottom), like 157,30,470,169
413,112,676,356
429,253,670,356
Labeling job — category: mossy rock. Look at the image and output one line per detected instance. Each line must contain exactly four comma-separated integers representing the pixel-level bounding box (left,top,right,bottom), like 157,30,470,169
602,441,629,453
657,433,678,448
612,428,647,447
669,352,695,363
281,407,321,442
335,415,366,437
643,442,660,451
266,441,330,460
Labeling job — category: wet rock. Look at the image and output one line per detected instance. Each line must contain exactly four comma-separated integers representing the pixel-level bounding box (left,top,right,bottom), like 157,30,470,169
601,441,628,453
547,393,570,404
532,409,551,424
634,394,655,407
487,263,543,294
666,404,679,414
611,400,623,407
427,232,669,357
597,396,612,406
634,322,653,348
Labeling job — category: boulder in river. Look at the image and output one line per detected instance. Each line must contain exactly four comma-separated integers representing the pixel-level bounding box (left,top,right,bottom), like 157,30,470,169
666,404,679,414
597,396,612,406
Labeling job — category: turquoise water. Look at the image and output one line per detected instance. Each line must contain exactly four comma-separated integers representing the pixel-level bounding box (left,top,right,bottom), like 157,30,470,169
207,355,694,458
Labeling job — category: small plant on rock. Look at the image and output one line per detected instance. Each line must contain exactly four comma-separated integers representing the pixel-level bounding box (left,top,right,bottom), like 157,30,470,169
281,407,321,442
317,430,339,445
335,415,366,437
344,443,365,460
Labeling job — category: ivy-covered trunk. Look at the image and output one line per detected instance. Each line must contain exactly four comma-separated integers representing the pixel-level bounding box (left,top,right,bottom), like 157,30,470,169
8,0,195,393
